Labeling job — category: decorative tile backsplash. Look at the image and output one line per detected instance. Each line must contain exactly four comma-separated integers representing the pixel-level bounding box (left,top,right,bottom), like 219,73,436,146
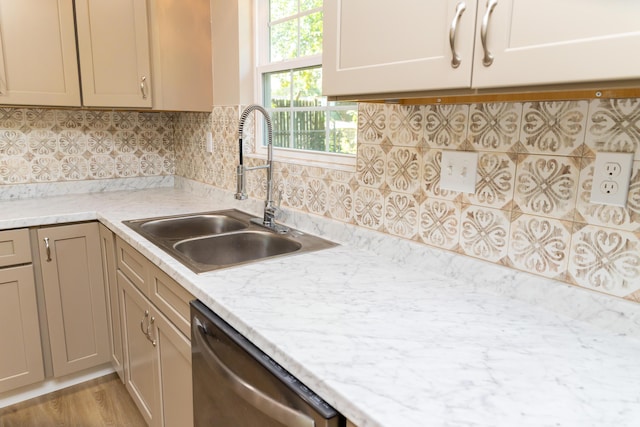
0,108,175,184
173,99,640,303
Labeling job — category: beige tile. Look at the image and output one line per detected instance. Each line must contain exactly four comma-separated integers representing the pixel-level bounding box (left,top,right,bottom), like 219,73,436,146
468,102,522,152
356,143,386,188
357,103,388,145
419,198,460,250
305,177,329,216
422,149,458,201
386,104,424,147
507,214,571,280
459,205,510,263
384,192,419,239
519,100,588,155
385,146,421,194
424,104,469,149
567,225,640,298
353,186,385,231
513,154,580,220
585,98,640,158
464,152,516,209
328,181,354,222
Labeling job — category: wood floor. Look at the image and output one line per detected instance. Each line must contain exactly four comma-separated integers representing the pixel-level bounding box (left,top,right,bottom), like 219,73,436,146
0,374,147,427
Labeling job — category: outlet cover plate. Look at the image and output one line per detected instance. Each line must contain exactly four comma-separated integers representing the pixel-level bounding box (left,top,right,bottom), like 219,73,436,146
440,150,479,193
590,152,634,207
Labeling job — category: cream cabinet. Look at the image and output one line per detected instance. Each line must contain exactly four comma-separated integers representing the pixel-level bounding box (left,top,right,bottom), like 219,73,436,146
323,0,640,97
99,224,124,382
75,0,152,108
0,229,44,393
117,236,194,427
0,0,81,106
37,222,110,377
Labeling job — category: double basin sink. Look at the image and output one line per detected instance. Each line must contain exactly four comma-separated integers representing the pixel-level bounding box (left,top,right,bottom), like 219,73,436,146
124,209,336,273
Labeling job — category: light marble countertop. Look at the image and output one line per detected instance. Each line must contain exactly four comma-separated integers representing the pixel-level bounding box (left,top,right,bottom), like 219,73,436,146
3,183,640,427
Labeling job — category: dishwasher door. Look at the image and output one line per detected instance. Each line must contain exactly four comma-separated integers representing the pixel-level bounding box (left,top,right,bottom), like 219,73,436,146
191,300,343,427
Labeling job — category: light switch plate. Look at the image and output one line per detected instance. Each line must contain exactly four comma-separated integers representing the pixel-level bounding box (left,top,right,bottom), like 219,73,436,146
440,150,479,193
589,152,634,207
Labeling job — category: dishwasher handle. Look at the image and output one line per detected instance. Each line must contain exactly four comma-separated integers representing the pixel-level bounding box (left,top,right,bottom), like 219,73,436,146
193,318,315,427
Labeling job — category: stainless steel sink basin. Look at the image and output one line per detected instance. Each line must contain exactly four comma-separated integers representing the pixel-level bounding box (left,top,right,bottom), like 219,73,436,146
140,214,247,239
123,209,336,273
174,231,302,267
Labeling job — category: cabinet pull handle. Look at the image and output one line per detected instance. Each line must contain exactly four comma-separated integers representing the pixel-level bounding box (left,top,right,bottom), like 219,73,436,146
481,0,498,66
43,237,52,262
140,310,150,336
449,2,466,68
140,76,147,99
148,316,157,347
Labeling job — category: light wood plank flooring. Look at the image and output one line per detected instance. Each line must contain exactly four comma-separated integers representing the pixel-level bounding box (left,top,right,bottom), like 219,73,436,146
0,374,146,427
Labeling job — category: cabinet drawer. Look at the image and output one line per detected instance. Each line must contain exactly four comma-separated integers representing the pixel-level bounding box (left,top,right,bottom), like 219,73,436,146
149,265,194,338
116,236,150,295
0,229,31,267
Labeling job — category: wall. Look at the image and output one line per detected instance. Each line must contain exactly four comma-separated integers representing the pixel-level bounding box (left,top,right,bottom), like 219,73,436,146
174,98,640,303
0,108,175,186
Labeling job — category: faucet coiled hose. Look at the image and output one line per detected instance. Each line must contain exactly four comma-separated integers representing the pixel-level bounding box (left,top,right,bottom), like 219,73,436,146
238,104,273,166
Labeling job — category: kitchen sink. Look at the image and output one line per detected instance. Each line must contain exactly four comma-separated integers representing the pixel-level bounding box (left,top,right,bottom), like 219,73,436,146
140,214,247,239
123,209,336,273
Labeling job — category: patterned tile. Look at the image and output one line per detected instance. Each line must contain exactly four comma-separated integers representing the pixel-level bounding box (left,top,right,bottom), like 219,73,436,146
585,98,640,157
576,158,640,232
384,192,419,239
305,177,329,216
31,157,60,182
353,186,384,231
519,101,588,155
386,104,424,147
28,130,57,155
513,154,579,219
0,157,29,183
568,225,640,297
508,214,571,280
419,198,460,250
357,103,388,144
0,108,25,129
459,205,510,263
424,104,468,149
0,130,27,156
328,181,353,222
356,143,385,188
61,156,89,181
469,102,521,152
465,152,515,209
385,146,421,194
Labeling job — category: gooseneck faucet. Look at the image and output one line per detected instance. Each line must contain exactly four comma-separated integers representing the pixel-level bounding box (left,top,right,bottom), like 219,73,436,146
235,104,287,233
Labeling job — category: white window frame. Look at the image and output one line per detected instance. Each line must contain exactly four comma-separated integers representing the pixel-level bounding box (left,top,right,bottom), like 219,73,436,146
251,0,356,171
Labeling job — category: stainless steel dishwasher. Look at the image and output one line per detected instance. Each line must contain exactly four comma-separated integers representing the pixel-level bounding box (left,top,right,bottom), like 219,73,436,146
191,300,344,427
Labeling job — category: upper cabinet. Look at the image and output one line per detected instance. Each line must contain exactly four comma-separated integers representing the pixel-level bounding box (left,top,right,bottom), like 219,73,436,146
323,0,640,97
0,0,212,110
75,0,152,108
0,0,81,106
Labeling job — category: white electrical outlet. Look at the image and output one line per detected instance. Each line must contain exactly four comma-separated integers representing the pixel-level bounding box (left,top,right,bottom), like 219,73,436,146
205,132,213,153
440,150,479,193
589,152,634,207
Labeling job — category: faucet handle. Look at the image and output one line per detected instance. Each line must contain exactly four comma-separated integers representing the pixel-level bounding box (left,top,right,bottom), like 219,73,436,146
275,188,283,208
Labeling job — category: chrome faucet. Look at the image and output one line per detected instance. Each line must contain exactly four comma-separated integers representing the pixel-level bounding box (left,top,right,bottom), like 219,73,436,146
235,104,288,233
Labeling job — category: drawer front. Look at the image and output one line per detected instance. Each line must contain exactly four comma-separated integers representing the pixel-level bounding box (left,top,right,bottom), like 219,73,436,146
116,236,149,295
0,229,31,267
149,264,194,338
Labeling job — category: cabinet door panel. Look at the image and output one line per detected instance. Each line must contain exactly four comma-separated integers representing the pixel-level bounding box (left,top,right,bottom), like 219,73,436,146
119,270,161,427
37,222,109,377
154,307,193,427
472,0,640,88
99,224,124,382
0,0,80,106
0,265,44,393
323,0,477,96
75,0,152,107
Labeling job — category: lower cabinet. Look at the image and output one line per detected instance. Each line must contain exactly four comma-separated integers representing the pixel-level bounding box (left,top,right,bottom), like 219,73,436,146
116,236,194,427
37,222,110,377
0,262,44,393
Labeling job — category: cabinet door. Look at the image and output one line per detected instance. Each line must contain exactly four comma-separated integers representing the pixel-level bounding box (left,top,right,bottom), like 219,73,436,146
99,224,124,382
148,0,213,111
37,222,110,377
323,0,477,96
0,265,44,393
472,0,640,88
75,0,152,108
154,304,193,427
119,270,161,427
0,0,80,106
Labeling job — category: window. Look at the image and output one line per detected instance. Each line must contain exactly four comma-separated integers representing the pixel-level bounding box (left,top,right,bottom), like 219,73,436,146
257,0,357,162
